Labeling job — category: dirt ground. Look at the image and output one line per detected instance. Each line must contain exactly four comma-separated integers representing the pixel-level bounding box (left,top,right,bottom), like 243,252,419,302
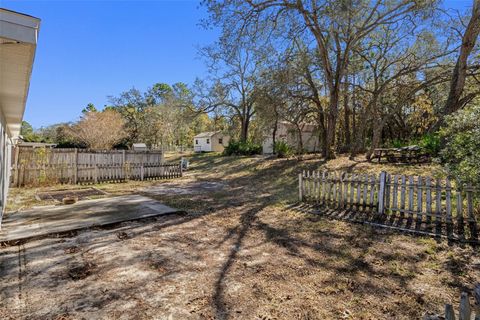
1,154,479,320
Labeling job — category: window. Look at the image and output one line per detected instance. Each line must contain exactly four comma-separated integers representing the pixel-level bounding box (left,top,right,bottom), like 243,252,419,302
206,139,210,144
195,139,198,145
219,138,223,144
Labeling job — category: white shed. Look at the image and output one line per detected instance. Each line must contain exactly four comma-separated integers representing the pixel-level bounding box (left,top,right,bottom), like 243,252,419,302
262,121,320,154
132,143,148,151
194,132,230,153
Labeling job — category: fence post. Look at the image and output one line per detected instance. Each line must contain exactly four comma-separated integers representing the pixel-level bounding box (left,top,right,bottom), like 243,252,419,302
299,173,303,202
94,165,98,184
474,283,480,316
19,164,25,187
378,171,387,215
13,146,20,187
459,292,471,320
140,165,144,181
445,304,455,320
73,148,78,184
179,160,183,177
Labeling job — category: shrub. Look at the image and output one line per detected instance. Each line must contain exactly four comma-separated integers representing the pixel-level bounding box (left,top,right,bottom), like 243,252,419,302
391,139,406,149
223,140,262,156
439,103,480,187
389,134,440,156
273,141,294,158
419,133,441,156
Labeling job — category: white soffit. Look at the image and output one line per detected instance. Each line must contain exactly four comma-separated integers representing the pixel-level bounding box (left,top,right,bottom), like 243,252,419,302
0,8,40,138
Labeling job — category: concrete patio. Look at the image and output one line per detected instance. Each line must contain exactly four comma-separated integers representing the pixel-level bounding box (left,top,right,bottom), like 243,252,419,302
0,195,180,242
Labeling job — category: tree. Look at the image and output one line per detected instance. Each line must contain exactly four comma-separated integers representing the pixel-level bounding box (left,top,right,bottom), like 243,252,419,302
108,88,148,144
350,21,452,160
82,103,97,114
440,100,480,187
442,0,480,117
66,110,126,149
20,121,40,142
198,40,262,142
203,0,439,158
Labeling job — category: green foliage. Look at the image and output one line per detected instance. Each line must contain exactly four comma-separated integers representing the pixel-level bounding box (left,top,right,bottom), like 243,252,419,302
223,140,262,156
389,134,440,156
20,121,44,142
82,103,97,114
273,141,294,158
390,139,407,148
418,134,441,156
440,104,480,187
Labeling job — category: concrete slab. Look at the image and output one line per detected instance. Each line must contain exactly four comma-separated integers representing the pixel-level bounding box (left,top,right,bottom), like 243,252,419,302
0,195,180,242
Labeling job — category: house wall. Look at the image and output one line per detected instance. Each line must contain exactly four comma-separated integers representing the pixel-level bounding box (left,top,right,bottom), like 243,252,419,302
194,135,230,152
194,137,212,152
262,123,320,154
0,110,12,224
210,134,229,152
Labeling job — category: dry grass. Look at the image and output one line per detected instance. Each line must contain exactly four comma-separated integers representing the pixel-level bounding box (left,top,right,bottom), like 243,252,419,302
1,153,477,320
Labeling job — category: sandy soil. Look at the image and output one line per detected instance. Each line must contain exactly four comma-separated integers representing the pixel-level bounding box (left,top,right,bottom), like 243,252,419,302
1,154,478,319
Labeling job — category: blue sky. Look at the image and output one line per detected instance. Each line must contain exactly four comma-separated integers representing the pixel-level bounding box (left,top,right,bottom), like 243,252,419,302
1,0,474,128
2,0,219,128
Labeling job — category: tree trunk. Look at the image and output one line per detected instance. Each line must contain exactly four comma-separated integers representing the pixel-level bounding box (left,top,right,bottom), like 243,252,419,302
325,94,339,160
350,97,375,159
296,124,304,154
351,73,357,145
314,104,327,158
343,79,351,151
240,116,249,142
366,121,384,161
442,0,480,117
272,118,278,154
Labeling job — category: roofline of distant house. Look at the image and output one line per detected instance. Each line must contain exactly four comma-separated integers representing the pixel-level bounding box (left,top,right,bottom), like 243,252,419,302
194,131,224,138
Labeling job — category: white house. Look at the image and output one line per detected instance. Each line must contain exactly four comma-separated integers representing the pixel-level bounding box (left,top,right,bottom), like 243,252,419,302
0,9,40,227
262,121,320,154
194,132,230,152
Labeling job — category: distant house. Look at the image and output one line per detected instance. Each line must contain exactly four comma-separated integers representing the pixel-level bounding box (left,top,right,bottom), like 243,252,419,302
132,143,148,151
17,141,57,149
194,132,230,152
262,121,320,154
0,9,40,226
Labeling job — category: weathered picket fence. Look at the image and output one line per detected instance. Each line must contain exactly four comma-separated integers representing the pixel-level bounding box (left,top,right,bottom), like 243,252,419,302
9,147,183,187
425,283,480,320
12,147,164,168
298,170,479,242
12,162,182,186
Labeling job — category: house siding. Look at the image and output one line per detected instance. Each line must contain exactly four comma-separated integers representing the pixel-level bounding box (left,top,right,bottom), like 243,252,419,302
194,133,230,153
262,122,320,154
0,111,12,225
194,137,212,152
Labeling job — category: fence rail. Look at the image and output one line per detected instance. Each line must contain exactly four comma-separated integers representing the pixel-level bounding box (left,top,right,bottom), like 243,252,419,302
299,170,479,242
9,147,181,187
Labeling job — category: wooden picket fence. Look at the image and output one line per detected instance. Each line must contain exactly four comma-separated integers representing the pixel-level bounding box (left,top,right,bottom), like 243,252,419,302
298,170,479,242
12,162,183,186
9,147,185,187
425,283,480,320
11,147,164,168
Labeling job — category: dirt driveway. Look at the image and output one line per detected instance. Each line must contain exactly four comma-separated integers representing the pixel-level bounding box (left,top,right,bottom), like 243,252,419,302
1,155,479,319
